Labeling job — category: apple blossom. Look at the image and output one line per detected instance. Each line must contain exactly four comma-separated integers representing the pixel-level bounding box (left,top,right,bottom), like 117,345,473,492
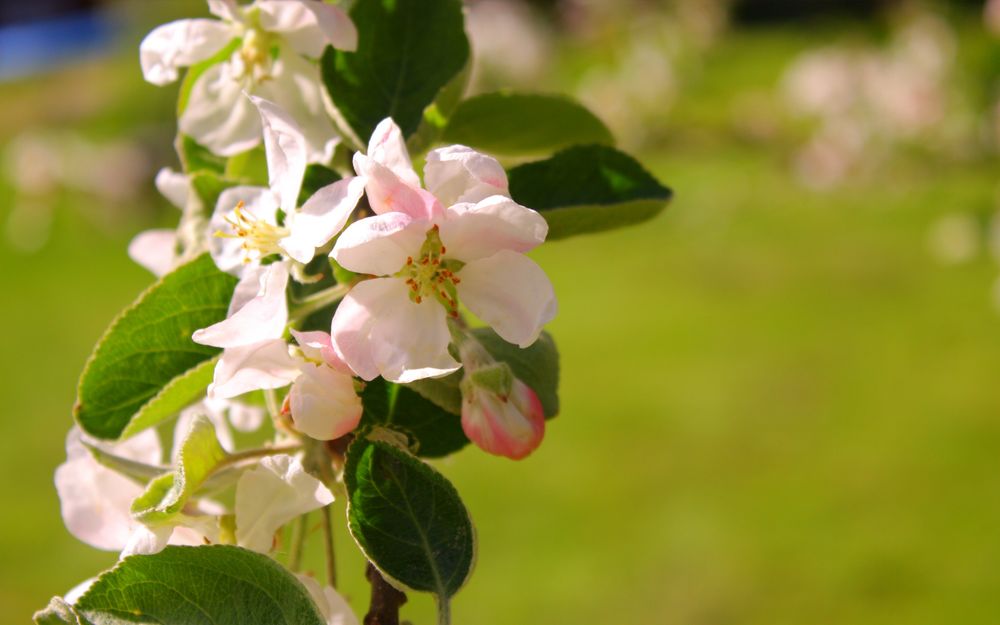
330,118,557,383
140,0,357,161
235,454,334,553
462,376,545,460
210,95,365,277
127,168,192,277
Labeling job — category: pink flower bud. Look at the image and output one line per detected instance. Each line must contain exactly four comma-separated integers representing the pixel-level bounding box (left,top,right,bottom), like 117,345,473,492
461,379,544,460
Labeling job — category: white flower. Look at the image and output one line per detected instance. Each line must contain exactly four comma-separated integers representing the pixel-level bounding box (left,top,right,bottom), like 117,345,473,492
140,0,357,161
209,95,365,277
127,168,191,277
287,330,363,441
235,454,334,553
296,574,360,625
54,427,209,553
330,119,557,383
192,261,300,399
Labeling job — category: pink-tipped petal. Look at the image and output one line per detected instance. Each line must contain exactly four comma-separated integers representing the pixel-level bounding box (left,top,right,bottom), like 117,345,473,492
357,155,442,219
290,329,352,374
425,145,509,206
331,212,427,276
438,195,548,262
462,380,544,460
288,363,362,440
456,250,557,348
365,118,420,187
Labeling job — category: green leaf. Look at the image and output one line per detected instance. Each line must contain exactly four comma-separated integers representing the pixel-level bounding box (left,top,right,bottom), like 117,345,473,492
67,545,326,625
409,329,560,419
345,439,475,600
74,254,237,440
320,0,470,141
131,415,229,523
442,92,614,155
177,134,227,175
508,144,673,239
361,378,469,458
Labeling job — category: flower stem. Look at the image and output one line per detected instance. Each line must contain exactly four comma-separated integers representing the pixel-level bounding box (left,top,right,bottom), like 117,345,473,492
288,513,308,572
289,284,350,323
219,443,301,468
322,504,337,588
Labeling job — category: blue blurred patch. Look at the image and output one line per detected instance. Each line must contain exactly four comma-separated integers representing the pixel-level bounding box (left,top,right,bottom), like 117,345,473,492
0,9,116,82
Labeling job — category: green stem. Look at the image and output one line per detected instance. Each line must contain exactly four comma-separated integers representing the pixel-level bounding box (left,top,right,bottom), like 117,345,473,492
288,513,309,572
219,444,301,468
321,504,337,588
264,388,281,419
437,596,451,625
289,284,350,324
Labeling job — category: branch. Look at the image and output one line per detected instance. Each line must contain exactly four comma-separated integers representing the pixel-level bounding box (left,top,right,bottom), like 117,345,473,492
363,563,407,625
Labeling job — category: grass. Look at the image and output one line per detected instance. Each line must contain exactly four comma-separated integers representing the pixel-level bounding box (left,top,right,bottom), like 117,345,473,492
2,9,999,625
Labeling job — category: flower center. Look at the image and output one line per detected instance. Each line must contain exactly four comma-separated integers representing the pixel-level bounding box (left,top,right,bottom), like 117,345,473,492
232,27,274,84
216,201,289,262
396,225,464,316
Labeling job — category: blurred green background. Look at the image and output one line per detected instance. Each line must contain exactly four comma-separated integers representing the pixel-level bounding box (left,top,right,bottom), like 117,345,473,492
2,0,1000,623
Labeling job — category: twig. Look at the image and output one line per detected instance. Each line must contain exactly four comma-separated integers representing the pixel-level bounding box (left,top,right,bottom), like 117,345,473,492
363,563,407,625
288,513,309,572
322,504,337,588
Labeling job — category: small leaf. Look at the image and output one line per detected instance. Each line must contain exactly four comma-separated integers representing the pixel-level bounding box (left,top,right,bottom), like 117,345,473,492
176,134,227,175
320,0,470,141
361,378,469,458
409,329,560,419
68,545,326,625
33,598,84,625
131,415,228,523
74,254,237,440
442,92,614,155
508,144,673,239
345,439,475,599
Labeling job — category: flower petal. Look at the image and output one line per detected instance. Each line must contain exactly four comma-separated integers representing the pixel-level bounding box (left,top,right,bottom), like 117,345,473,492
461,379,545,460
290,329,352,374
258,0,358,56
140,18,233,86
331,211,427,276
128,229,176,277
281,177,366,264
438,195,549,261
425,145,509,206
355,154,442,219
367,281,460,383
208,339,300,399
456,250,557,347
193,261,289,348
154,167,190,209
248,94,307,215
207,0,243,22
56,430,150,551
331,278,460,382
256,54,341,164
288,363,362,440
296,575,360,625
180,63,262,157
235,454,334,553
